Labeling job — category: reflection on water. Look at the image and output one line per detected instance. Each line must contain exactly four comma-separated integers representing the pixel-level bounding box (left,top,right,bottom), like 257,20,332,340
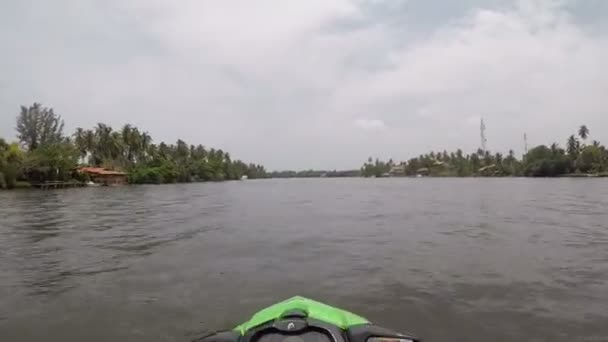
1,179,608,342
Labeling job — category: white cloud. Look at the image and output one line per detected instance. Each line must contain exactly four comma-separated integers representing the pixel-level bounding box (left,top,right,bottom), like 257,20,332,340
354,118,386,130
332,0,608,158
1,0,607,169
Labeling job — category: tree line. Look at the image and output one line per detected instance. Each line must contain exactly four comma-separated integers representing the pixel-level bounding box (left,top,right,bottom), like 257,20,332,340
362,125,608,177
0,103,267,189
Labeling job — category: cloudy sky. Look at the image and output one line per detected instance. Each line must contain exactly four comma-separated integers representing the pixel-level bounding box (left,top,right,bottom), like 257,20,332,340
1,0,607,170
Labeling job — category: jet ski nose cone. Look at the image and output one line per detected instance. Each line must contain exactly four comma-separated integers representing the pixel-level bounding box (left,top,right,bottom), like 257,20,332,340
281,309,308,319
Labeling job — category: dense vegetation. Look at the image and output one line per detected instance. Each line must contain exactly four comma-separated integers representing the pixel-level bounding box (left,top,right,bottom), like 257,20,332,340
0,103,266,189
362,125,608,177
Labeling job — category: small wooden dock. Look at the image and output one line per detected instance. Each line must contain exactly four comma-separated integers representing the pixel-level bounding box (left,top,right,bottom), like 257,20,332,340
31,181,86,190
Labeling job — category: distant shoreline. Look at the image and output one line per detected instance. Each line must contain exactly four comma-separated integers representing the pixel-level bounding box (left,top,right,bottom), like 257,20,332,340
266,173,608,179
4,173,608,191
359,124,606,178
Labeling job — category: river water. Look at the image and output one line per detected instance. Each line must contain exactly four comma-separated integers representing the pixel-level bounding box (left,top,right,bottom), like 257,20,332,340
1,179,607,342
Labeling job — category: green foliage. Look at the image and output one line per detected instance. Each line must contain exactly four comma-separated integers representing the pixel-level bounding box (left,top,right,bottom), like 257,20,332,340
23,141,80,182
377,148,520,177
0,139,25,188
362,124,604,178
129,164,177,184
1,102,267,189
576,145,604,173
361,158,392,177
16,103,65,151
523,145,571,177
125,142,266,184
567,134,580,157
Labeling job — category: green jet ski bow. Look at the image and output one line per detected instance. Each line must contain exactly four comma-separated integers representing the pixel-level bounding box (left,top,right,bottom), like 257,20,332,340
196,296,419,342
234,296,369,334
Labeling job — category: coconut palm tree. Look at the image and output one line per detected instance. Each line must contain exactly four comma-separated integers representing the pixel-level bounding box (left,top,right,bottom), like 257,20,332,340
550,142,559,155
578,125,589,141
93,123,112,164
139,131,152,162
567,135,580,156
108,131,124,165
73,127,88,161
84,130,96,161
121,124,143,164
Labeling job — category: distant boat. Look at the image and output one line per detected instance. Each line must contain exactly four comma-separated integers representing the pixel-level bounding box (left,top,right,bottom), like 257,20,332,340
86,181,101,187
241,175,248,180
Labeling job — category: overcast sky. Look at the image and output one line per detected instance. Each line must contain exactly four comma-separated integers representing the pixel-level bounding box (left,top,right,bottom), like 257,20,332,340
1,0,607,170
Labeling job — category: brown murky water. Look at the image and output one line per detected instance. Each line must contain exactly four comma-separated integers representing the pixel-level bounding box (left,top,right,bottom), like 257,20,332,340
1,178,608,341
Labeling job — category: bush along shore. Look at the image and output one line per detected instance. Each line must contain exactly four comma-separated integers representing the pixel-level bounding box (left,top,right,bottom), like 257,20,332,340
0,103,267,189
361,125,608,177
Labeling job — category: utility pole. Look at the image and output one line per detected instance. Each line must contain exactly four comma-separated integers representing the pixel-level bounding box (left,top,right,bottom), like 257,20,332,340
524,133,528,156
480,118,487,153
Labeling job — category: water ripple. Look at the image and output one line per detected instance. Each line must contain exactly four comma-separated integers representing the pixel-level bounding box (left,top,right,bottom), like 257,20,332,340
1,179,608,342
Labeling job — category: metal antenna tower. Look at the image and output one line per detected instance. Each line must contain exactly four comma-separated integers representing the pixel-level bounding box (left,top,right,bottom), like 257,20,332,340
480,118,487,153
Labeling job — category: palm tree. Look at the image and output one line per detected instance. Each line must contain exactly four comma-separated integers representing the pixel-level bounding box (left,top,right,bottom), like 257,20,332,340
159,142,170,160
495,152,503,164
109,131,124,163
505,149,517,174
139,132,152,162
93,123,112,164
121,124,144,164
193,145,207,160
470,153,480,171
84,130,95,159
121,124,133,163
578,125,589,141
176,139,189,160
483,150,493,165
567,135,580,156
550,142,559,155
92,124,125,166
190,145,196,159
73,127,88,161
131,127,142,162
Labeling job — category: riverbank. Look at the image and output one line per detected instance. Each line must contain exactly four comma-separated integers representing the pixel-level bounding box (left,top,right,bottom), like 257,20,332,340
4,172,608,190
362,125,607,178
1,102,268,190
0,177,258,191
562,171,608,177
